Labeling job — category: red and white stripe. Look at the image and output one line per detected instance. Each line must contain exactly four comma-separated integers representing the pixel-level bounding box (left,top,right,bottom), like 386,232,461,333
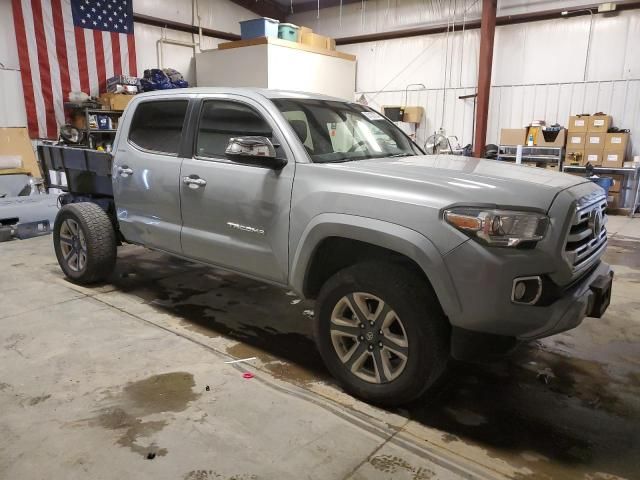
12,0,137,139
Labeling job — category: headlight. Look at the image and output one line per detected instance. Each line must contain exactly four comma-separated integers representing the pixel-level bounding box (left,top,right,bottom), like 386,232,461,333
444,207,549,247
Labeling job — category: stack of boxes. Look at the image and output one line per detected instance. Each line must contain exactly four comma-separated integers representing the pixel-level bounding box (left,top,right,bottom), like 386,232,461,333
566,114,630,168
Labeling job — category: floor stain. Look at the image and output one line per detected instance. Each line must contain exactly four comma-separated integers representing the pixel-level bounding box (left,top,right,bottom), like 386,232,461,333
85,372,200,457
183,471,257,480
122,372,200,416
26,394,51,406
369,454,434,479
92,407,168,458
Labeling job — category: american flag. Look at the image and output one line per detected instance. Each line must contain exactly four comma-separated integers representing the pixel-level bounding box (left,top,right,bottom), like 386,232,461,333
12,0,137,139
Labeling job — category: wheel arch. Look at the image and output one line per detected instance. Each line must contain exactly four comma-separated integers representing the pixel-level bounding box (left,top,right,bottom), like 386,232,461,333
289,214,462,320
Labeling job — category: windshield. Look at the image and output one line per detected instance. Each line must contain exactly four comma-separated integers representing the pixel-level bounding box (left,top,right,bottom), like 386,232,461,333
272,98,422,163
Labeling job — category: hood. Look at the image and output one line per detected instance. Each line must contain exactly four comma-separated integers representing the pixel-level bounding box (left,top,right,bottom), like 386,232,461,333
324,154,590,211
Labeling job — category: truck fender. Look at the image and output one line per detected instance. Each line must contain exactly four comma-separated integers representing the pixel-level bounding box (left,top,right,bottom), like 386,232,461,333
289,213,462,320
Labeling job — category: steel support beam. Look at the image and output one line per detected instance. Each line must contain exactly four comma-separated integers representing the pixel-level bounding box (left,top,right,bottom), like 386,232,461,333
335,1,640,45
133,13,241,41
473,0,497,157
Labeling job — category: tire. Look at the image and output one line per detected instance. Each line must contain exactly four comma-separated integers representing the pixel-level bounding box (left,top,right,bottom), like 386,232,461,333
53,202,117,284
314,262,449,407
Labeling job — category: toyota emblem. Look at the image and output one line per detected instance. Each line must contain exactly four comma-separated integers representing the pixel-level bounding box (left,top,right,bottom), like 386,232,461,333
365,331,374,341
589,209,603,237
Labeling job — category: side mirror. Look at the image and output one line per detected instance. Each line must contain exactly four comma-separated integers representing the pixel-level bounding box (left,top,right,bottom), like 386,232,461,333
225,136,287,169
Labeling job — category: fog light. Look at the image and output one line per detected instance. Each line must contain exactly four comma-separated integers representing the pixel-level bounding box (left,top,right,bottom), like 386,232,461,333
511,276,542,305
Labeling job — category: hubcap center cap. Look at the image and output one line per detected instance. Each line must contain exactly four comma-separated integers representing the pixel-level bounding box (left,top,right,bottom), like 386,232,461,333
365,331,374,342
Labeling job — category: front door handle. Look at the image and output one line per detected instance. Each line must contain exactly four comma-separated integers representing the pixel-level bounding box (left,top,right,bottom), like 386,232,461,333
183,175,207,189
117,166,134,177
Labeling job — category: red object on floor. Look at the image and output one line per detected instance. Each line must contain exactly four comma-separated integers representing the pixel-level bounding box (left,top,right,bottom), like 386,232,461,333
243,373,254,379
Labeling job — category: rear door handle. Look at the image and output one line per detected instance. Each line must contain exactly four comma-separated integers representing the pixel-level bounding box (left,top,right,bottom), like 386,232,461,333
183,175,207,189
117,166,134,177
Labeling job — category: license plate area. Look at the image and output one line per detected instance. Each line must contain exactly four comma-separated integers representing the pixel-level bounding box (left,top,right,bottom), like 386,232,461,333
588,272,613,318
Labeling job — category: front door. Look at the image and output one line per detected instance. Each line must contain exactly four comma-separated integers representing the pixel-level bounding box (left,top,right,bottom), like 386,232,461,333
112,99,189,254
179,96,294,283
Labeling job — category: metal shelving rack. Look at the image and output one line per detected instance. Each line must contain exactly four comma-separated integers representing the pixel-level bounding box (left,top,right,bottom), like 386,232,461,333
497,145,564,166
562,165,640,217
63,102,122,148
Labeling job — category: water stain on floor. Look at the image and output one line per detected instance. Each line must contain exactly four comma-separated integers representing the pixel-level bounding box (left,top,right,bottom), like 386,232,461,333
122,372,200,416
85,372,200,457
94,407,168,457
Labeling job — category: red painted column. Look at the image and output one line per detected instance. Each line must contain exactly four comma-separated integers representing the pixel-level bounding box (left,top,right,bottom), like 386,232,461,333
473,0,498,157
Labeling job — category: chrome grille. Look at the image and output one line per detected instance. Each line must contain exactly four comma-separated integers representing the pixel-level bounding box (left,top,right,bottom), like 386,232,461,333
564,195,607,272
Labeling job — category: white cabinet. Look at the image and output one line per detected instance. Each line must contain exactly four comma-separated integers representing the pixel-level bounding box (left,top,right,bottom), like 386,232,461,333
195,38,356,100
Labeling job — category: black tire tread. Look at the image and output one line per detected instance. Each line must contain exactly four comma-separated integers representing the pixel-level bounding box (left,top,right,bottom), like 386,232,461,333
53,202,116,284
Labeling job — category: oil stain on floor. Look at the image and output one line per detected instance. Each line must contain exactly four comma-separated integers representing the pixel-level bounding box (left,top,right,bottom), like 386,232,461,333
86,372,200,458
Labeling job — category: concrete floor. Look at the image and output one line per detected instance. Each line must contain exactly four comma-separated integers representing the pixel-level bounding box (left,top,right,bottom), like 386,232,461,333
1,216,639,480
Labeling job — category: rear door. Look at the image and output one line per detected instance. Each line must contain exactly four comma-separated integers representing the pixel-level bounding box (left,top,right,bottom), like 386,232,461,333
112,98,190,253
179,95,295,283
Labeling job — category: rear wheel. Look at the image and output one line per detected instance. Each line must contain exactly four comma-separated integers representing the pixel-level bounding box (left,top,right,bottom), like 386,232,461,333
314,262,449,406
53,202,116,284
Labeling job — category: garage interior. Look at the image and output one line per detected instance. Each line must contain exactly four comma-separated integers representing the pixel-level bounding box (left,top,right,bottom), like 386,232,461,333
1,0,640,479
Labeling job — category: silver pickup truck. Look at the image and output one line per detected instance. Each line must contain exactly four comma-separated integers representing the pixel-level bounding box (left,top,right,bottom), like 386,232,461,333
45,88,613,406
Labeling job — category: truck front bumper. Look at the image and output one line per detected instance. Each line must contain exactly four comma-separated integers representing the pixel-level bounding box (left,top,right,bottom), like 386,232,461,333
443,239,613,341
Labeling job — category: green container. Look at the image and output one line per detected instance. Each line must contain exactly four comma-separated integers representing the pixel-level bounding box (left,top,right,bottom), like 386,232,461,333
278,23,299,42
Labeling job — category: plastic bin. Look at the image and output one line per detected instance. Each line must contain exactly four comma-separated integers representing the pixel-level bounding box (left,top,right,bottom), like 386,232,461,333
278,23,299,42
240,17,279,40
589,176,614,195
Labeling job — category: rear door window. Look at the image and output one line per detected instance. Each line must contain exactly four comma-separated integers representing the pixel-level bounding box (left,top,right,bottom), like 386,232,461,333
128,100,188,155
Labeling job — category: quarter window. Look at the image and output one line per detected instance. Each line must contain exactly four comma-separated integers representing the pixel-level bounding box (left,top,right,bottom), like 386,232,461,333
196,100,274,159
128,100,188,155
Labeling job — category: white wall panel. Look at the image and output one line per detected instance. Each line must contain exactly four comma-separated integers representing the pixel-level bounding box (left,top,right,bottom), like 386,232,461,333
134,0,258,34
0,0,27,128
335,5,640,156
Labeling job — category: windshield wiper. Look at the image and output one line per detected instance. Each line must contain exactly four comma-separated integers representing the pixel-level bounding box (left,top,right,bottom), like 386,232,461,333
388,153,415,158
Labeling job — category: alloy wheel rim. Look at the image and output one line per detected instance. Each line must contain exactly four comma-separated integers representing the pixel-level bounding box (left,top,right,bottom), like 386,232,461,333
59,219,87,272
330,292,409,384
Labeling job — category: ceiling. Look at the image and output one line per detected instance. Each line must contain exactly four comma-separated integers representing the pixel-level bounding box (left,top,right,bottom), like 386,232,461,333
229,0,363,20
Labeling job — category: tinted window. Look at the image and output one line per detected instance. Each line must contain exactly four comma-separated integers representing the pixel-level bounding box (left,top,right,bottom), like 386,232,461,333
196,101,273,158
128,100,188,155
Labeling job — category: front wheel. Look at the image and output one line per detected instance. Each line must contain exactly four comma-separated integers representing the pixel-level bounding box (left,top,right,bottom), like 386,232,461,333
314,262,449,407
53,202,117,284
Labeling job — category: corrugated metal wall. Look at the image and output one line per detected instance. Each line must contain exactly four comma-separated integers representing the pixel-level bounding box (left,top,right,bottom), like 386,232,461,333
292,2,640,156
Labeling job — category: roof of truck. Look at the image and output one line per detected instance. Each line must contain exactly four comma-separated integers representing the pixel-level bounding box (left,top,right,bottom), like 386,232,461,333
134,87,349,103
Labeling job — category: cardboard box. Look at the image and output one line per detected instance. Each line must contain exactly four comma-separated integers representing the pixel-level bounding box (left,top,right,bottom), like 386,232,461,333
584,148,603,166
607,191,621,210
608,173,625,193
565,147,584,166
0,127,41,177
537,128,566,147
301,31,328,49
98,93,134,111
568,115,589,132
499,128,527,145
567,132,586,147
588,114,612,132
586,133,606,149
605,132,629,152
402,106,423,124
602,150,624,168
